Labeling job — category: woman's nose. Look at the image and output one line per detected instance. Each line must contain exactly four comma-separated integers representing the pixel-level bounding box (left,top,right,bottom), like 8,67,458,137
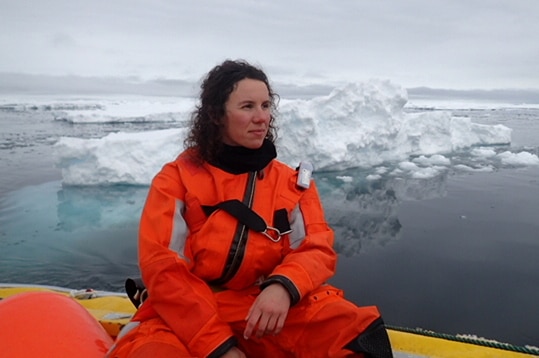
254,106,270,121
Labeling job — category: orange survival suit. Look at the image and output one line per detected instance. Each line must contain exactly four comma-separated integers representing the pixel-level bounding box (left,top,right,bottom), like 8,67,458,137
108,146,392,358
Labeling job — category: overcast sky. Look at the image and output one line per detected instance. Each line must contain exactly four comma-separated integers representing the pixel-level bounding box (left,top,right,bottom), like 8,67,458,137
1,0,538,89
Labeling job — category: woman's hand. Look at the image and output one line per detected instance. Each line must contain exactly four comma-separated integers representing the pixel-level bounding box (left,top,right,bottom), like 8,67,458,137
244,283,291,339
221,346,246,358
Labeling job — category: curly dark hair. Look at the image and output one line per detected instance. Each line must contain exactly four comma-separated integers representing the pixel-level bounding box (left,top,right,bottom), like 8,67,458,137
184,59,279,163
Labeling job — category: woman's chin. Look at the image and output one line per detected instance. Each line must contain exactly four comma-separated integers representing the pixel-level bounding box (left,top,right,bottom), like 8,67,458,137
243,139,266,149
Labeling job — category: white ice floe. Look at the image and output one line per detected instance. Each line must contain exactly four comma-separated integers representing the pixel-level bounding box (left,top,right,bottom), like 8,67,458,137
497,151,539,166
52,80,538,186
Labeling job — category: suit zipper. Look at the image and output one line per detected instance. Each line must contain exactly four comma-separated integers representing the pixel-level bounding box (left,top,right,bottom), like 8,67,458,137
211,171,257,285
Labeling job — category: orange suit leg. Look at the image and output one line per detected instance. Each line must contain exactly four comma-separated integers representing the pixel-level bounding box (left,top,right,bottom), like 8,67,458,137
107,317,193,358
215,285,381,358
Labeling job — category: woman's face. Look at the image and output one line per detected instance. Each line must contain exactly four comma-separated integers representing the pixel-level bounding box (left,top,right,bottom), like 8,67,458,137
222,78,271,149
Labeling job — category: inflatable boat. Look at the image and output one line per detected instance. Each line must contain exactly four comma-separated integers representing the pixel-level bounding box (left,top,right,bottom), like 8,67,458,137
0,284,537,357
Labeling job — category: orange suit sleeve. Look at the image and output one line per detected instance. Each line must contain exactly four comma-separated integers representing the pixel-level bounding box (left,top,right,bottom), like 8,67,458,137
138,162,236,357
261,180,337,305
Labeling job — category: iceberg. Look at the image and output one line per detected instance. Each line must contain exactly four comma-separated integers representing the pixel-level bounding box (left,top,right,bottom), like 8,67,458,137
53,79,527,186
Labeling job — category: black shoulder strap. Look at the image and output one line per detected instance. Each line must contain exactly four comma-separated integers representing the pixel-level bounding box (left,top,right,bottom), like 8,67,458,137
203,200,267,231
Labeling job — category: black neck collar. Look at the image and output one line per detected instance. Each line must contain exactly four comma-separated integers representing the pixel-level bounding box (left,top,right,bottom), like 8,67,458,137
210,139,277,174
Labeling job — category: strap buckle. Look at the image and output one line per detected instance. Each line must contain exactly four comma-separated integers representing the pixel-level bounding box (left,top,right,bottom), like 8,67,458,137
203,200,292,243
261,226,292,243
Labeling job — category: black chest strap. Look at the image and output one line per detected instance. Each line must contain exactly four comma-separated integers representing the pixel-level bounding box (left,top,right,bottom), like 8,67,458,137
202,200,291,242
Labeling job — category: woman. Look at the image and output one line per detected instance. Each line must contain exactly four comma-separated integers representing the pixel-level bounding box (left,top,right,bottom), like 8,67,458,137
108,60,393,358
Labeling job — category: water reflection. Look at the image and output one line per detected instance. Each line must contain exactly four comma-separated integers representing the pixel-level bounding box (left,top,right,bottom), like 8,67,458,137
56,185,148,231
1,169,450,287
2,168,450,260
55,170,451,257
0,182,141,290
316,168,448,256
54,169,449,257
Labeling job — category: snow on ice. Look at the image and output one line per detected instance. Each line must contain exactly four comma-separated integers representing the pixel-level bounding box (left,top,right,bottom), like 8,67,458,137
53,80,537,186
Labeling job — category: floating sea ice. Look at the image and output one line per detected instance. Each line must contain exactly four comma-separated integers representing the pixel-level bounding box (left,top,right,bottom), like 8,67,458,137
497,151,539,166
54,80,516,186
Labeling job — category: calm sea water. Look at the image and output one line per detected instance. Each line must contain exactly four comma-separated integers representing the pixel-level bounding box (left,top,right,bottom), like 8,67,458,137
1,103,538,347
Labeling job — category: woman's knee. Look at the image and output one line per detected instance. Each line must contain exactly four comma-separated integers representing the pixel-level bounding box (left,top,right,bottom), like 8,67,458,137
108,318,191,357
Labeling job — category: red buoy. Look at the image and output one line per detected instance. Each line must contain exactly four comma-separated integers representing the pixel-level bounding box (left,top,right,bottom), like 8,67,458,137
0,291,113,357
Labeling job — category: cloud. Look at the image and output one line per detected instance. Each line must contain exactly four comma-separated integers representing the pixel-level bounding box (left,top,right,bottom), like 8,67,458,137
51,32,77,48
0,0,538,89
